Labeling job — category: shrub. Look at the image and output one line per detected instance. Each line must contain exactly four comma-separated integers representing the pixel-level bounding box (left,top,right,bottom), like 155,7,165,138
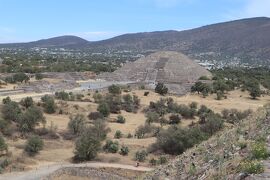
97,103,110,117
251,142,269,160
144,91,150,96
239,160,264,174
127,133,133,138
152,126,207,155
155,83,168,95
145,111,159,124
2,101,21,122
35,73,43,80
0,136,8,152
169,114,181,124
114,130,123,139
19,106,46,133
108,84,121,95
55,91,70,101
119,145,129,156
135,150,148,162
2,97,11,104
103,140,119,153
93,93,103,103
91,119,111,141
24,136,44,156
41,95,56,114
88,112,104,120
68,114,86,135
200,113,224,136
74,128,101,161
158,156,168,164
122,94,140,113
116,115,126,124
20,97,34,108
189,102,198,109
149,158,158,166
0,119,11,136
135,124,159,139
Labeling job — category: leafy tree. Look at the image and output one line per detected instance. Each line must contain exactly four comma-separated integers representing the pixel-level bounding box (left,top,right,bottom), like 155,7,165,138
108,84,121,95
135,150,148,162
119,145,129,156
20,97,34,108
155,83,168,95
153,126,207,155
2,101,22,122
114,130,123,139
68,114,86,135
55,91,70,101
116,115,126,124
19,106,46,133
145,111,159,124
249,85,261,99
93,93,103,103
74,127,101,161
103,140,119,153
200,114,224,136
13,73,30,83
88,112,104,120
41,95,56,114
35,73,43,80
91,119,111,141
97,103,110,117
191,81,211,95
2,97,11,104
24,136,44,156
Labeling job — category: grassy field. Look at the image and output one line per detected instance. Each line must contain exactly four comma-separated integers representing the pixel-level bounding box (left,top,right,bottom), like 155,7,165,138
3,88,270,171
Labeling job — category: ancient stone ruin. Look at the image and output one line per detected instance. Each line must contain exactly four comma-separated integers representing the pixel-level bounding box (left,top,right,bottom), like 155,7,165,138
99,51,211,95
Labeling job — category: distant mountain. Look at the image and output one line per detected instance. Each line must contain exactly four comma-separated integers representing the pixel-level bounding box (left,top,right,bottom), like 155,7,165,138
0,35,89,48
89,17,270,65
1,17,270,65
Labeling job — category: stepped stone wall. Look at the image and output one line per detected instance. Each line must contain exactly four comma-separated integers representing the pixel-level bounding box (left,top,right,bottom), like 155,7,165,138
99,51,211,94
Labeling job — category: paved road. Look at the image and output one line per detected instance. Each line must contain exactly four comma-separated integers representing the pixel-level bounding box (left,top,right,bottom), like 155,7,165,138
0,162,152,180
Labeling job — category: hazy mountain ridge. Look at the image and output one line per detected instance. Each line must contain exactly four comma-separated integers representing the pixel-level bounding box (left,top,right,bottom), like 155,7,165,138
1,17,270,65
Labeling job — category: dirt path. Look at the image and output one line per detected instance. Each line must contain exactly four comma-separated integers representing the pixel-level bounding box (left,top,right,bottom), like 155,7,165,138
0,162,152,180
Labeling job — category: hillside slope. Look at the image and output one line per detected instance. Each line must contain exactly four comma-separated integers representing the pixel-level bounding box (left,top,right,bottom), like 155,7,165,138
143,105,270,179
89,17,270,65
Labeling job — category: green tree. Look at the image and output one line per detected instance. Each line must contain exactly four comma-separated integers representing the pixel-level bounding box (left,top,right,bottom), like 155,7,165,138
74,127,101,161
155,83,168,95
2,97,11,104
41,95,56,114
20,97,34,108
19,106,46,133
35,73,43,80
108,84,121,95
249,86,261,99
97,103,110,117
2,101,22,122
68,114,86,135
24,136,44,156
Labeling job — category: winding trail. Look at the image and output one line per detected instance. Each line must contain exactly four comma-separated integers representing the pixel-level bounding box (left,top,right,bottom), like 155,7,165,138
0,162,153,180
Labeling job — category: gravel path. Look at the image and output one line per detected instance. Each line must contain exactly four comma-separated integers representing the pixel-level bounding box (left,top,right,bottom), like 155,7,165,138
0,162,153,180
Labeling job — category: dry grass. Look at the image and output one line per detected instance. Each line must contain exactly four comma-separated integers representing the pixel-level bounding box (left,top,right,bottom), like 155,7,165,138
4,89,270,171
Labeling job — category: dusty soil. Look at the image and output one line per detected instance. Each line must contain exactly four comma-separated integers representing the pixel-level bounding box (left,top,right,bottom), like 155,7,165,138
3,89,270,175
